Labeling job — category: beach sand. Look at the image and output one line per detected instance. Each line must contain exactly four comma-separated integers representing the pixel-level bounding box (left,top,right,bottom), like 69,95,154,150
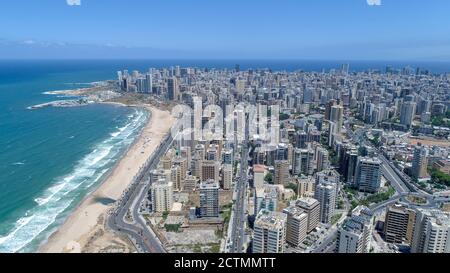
39,105,175,253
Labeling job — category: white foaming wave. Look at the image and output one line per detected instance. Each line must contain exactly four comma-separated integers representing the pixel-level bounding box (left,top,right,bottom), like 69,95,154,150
109,110,145,141
34,183,66,206
0,109,149,253
86,146,112,166
0,216,34,246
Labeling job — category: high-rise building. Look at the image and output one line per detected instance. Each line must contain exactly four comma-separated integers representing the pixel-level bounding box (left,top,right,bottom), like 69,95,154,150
330,105,344,133
170,165,183,192
412,143,429,180
222,148,233,165
315,147,330,172
400,101,416,127
336,206,373,253
283,205,308,247
161,154,172,170
274,160,290,185
314,182,337,224
206,145,219,161
297,176,315,198
341,63,350,75
383,203,417,245
167,77,179,101
222,163,233,190
253,165,266,189
202,160,220,183
145,73,153,93
180,146,191,169
296,197,320,233
293,149,314,176
315,169,340,191
253,210,287,253
150,180,173,213
411,209,450,253
255,185,278,214
325,99,337,121
355,157,382,193
183,175,199,192
295,131,308,149
199,179,220,218
172,156,187,190
343,149,358,186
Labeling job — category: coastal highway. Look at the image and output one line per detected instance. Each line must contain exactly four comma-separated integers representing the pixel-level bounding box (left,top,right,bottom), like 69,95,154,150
107,124,174,253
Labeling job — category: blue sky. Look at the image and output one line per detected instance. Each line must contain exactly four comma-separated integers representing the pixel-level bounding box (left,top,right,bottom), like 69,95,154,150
1,0,450,60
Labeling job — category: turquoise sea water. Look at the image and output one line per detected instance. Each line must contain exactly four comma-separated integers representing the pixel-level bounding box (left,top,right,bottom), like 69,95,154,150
0,61,149,252
0,60,449,253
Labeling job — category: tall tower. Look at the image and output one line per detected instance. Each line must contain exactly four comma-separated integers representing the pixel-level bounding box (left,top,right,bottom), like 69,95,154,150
412,143,429,180
330,105,344,133
400,101,416,127
314,182,337,224
167,77,179,101
355,157,382,193
199,179,220,218
253,210,287,253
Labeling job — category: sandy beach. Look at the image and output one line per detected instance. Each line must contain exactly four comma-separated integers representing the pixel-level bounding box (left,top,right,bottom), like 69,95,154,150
39,105,175,253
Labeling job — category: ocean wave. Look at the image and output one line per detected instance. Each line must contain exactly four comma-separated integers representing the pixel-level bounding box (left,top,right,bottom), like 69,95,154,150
0,108,148,253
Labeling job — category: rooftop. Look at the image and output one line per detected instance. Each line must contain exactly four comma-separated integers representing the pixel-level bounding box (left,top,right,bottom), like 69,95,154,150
255,209,287,230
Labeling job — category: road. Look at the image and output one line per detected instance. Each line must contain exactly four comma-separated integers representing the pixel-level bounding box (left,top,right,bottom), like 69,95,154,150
228,113,250,253
349,126,412,195
379,155,411,195
228,145,249,253
312,230,338,253
106,127,174,253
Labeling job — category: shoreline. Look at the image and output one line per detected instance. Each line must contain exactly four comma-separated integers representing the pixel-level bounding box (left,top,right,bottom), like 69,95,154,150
39,104,175,253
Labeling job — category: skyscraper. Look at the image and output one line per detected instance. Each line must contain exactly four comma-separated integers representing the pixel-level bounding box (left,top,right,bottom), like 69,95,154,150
292,149,314,176
355,157,382,193
315,146,330,172
199,179,220,218
411,209,450,253
145,73,153,93
222,163,233,190
283,205,308,247
336,206,373,253
325,99,337,121
296,197,320,233
412,143,429,180
255,185,278,214
253,165,266,189
400,101,416,127
383,203,417,245
150,180,173,213
330,105,344,133
314,182,337,224
274,160,290,185
172,156,187,190
167,77,179,101
253,210,287,253
202,160,220,183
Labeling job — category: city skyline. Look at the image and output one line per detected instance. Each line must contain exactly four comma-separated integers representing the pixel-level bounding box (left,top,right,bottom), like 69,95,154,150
1,0,450,60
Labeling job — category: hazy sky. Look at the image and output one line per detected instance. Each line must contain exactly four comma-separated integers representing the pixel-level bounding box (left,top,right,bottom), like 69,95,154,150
1,0,450,60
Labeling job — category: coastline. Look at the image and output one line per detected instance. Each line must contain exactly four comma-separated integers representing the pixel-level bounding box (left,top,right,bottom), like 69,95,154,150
39,104,175,253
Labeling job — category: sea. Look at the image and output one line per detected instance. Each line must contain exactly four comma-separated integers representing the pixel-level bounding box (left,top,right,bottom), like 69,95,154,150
0,59,449,253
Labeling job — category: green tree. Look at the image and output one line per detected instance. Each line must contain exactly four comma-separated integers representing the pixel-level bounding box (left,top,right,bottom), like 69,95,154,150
264,173,273,184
